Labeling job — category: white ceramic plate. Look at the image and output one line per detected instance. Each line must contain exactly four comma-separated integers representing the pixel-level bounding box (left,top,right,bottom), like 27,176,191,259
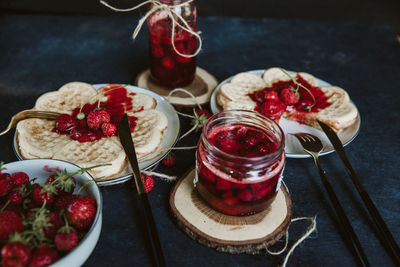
210,70,361,158
13,84,180,185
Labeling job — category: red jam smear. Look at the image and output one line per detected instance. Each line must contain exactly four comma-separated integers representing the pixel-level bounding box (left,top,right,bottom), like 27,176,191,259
248,73,331,121
55,85,140,143
148,15,197,87
196,124,284,216
208,124,279,157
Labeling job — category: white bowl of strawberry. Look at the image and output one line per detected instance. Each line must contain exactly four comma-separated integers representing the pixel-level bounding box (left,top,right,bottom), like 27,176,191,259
0,159,102,267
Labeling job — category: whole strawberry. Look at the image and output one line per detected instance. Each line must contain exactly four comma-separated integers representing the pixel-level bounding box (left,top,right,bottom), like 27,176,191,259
141,174,155,193
161,152,176,167
31,183,57,206
279,87,300,106
7,191,23,205
66,196,97,230
54,218,78,252
11,172,30,188
54,228,78,252
29,245,59,267
257,99,287,121
1,241,31,267
87,110,111,130
43,212,63,239
53,194,76,212
101,122,117,136
0,210,24,243
0,174,13,197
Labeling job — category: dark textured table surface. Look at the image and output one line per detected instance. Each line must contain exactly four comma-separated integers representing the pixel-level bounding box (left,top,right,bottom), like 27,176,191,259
0,13,399,266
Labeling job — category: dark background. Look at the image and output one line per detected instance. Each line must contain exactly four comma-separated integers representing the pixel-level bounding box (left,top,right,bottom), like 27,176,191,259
1,0,400,26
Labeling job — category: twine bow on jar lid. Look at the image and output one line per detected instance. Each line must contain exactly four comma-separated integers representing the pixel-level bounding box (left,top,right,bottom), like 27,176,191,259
100,0,202,58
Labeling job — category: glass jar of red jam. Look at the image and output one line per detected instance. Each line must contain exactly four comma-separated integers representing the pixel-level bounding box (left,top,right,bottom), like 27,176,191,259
195,110,286,216
147,0,197,87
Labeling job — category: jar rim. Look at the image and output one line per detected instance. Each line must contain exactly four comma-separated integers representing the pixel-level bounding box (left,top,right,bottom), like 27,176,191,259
201,109,285,163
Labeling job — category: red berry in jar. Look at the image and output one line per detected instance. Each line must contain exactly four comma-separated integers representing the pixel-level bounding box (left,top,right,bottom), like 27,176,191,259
195,110,285,216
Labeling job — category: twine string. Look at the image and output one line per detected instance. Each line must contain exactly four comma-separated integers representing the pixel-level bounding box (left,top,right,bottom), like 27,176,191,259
266,216,317,267
100,0,202,57
167,88,204,140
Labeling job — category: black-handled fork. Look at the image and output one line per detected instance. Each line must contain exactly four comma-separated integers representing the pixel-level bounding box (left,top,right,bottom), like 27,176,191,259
293,133,370,267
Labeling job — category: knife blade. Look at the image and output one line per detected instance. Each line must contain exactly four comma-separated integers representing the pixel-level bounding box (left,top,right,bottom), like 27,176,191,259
317,120,400,265
118,114,165,267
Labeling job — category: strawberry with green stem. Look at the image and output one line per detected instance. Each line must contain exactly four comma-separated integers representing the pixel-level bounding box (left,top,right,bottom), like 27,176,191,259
48,163,111,195
75,84,127,121
66,195,97,230
1,233,31,267
161,152,176,167
279,68,316,111
0,209,24,243
54,214,79,252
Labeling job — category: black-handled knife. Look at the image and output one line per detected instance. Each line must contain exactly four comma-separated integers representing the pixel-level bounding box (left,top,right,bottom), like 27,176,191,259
318,120,400,265
118,114,166,267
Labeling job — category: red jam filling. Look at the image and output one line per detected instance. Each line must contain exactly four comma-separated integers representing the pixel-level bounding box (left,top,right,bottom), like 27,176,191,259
248,74,331,121
207,124,279,158
148,16,197,87
196,124,284,216
54,85,141,143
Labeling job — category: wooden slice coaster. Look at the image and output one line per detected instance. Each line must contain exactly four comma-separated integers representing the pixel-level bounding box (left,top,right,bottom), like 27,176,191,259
135,67,218,106
169,168,292,254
